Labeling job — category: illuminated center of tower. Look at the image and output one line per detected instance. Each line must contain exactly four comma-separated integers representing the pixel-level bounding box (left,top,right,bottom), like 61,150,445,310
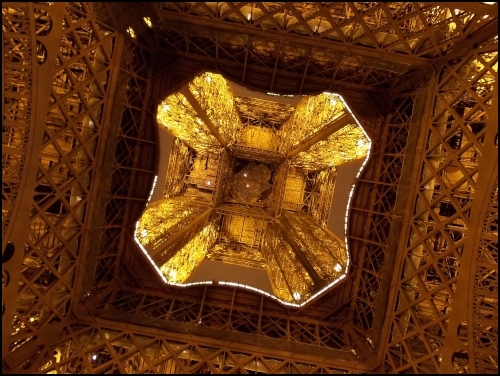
135,71,371,307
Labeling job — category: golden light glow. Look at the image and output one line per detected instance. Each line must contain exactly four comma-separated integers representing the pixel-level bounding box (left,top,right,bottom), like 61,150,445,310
291,124,370,170
160,214,219,283
136,71,372,306
157,92,223,153
279,93,346,152
136,196,207,251
261,222,314,302
143,16,152,27
188,72,242,145
126,26,136,38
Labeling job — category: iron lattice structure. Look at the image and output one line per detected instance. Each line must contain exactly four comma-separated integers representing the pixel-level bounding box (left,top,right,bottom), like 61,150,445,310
2,2,498,374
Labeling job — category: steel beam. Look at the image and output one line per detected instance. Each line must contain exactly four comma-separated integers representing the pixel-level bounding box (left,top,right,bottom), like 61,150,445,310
151,207,214,262
371,75,437,352
390,18,499,96
274,221,322,286
286,113,355,158
89,310,364,369
180,86,227,147
158,12,425,70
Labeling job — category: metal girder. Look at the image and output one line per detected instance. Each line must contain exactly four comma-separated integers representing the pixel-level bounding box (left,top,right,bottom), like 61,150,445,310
274,221,322,286
158,12,426,70
428,2,498,17
378,33,498,374
180,86,228,147
2,3,67,359
3,319,67,372
90,309,363,367
286,113,355,158
439,73,498,374
150,207,214,262
371,75,437,352
390,18,499,96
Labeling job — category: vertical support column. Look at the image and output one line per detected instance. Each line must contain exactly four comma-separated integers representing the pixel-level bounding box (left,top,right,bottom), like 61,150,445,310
2,2,66,361
439,76,498,374
372,75,437,351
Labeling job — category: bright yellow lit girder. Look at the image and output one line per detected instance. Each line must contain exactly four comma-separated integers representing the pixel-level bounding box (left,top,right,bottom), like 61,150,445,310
135,195,207,251
279,93,346,153
280,210,347,280
164,138,191,199
310,167,336,226
157,92,223,153
188,72,242,146
290,123,370,170
261,222,314,303
207,243,266,269
160,214,220,283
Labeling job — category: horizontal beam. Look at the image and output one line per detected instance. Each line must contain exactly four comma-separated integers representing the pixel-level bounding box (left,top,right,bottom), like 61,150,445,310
159,12,426,70
287,113,355,158
89,310,365,369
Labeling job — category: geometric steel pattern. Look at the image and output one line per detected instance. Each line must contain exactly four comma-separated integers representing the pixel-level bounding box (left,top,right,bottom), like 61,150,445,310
142,73,370,304
2,1,498,374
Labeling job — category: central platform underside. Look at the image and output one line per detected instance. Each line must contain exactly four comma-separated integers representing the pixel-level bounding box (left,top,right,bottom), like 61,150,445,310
135,71,371,306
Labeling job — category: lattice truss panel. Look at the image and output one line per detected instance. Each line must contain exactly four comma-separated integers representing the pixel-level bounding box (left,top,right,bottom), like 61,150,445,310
382,36,498,374
280,211,347,281
157,91,223,154
159,213,221,284
291,123,369,170
234,96,295,152
2,5,39,237
279,93,346,152
35,321,357,374
157,3,495,93
261,221,315,302
2,2,125,369
207,242,266,269
163,138,190,199
188,72,241,145
468,178,498,374
162,3,490,58
3,2,497,375
136,196,208,252
89,37,157,292
343,90,418,345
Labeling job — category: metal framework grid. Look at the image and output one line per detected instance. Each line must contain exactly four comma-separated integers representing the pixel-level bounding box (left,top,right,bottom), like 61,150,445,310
2,1,498,374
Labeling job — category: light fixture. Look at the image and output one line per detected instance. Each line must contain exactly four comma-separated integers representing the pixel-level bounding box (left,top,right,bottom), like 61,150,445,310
126,26,136,39
334,264,342,272
293,292,301,300
143,16,152,28
207,181,211,185
91,354,97,361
